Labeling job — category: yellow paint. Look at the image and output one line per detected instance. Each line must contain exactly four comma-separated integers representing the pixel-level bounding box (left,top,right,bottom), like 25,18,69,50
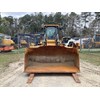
20,40,27,45
2,39,15,45
46,39,56,46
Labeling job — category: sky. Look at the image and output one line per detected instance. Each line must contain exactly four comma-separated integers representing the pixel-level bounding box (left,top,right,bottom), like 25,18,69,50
0,12,81,18
1,12,35,18
0,12,67,18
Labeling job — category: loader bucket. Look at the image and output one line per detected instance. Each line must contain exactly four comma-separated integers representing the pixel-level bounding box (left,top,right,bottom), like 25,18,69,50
24,46,80,73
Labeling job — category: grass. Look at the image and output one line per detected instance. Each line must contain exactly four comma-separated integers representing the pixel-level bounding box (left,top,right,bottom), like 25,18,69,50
0,49,24,73
80,49,100,66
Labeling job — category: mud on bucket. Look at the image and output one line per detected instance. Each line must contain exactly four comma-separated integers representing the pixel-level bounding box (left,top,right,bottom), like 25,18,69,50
24,46,80,73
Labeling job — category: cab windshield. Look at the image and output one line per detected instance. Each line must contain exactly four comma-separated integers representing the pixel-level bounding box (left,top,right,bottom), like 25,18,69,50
95,35,100,42
45,27,58,39
4,36,11,39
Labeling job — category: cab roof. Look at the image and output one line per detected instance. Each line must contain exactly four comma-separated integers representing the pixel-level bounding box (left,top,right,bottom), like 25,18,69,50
43,24,60,27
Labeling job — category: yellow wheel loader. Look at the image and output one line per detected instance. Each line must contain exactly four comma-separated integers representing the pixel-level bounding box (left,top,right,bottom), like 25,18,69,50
92,33,100,48
24,24,80,83
0,33,15,52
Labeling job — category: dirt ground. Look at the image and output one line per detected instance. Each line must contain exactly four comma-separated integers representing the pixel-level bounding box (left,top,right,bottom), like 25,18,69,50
0,59,100,87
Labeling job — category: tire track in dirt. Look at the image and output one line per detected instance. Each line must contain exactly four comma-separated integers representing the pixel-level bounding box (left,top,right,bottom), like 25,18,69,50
0,59,100,87
79,60,100,86
0,61,24,86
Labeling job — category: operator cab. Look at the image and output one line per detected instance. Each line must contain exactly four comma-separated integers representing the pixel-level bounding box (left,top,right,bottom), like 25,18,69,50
42,24,60,46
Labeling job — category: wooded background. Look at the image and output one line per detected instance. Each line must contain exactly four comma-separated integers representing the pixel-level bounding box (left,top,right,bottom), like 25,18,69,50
0,12,100,37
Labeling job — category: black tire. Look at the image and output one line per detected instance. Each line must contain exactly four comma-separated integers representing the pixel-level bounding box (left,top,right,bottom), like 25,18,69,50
68,42,76,47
